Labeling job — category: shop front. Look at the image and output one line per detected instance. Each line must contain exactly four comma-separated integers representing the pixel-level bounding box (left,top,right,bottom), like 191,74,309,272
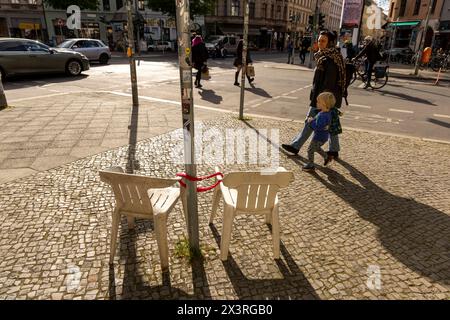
9,17,45,41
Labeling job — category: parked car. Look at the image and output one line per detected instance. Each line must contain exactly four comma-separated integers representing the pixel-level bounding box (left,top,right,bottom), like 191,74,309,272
205,35,239,57
0,37,89,80
57,38,111,64
148,41,173,52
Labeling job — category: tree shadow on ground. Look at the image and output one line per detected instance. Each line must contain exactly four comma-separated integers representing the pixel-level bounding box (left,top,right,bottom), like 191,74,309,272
2,74,88,89
109,220,211,299
307,160,450,287
376,89,437,106
209,223,320,299
387,82,450,99
427,118,450,129
198,89,223,104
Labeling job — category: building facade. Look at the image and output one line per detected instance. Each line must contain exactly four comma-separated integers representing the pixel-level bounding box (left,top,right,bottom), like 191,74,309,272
387,0,445,50
436,0,449,50
0,0,47,40
205,0,315,49
322,0,345,32
42,0,177,50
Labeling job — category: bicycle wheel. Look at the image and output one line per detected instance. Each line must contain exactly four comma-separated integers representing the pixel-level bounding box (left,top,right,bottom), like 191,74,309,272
370,67,388,89
430,58,441,72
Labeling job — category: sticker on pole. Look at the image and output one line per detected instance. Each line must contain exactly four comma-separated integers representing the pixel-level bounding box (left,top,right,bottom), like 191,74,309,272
185,48,191,56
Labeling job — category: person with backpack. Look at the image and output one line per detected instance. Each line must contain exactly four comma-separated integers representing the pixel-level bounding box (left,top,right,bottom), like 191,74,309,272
192,35,209,88
281,31,346,165
352,36,381,89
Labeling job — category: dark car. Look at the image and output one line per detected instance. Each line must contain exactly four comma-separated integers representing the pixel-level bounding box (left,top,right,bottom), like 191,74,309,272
0,37,90,81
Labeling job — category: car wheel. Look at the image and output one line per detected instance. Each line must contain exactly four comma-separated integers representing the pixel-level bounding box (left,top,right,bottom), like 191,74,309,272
66,59,82,76
99,53,109,65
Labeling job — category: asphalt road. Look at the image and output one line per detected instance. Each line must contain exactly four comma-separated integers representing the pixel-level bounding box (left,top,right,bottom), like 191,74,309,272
5,52,450,143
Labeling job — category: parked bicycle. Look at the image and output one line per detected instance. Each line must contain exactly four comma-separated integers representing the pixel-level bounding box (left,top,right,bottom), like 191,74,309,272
430,53,449,72
348,58,389,89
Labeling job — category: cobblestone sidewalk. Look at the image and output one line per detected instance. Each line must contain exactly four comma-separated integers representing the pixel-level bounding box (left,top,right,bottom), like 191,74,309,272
0,115,449,300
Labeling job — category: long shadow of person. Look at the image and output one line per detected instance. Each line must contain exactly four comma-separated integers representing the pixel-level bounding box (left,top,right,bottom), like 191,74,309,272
209,224,320,299
313,160,450,287
245,87,272,98
198,89,223,105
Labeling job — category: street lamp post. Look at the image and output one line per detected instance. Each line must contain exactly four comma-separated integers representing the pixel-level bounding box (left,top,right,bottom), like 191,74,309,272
175,0,199,251
414,0,433,76
239,0,249,120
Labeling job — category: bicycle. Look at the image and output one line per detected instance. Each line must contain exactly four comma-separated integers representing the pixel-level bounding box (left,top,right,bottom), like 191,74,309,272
349,58,389,89
430,53,449,72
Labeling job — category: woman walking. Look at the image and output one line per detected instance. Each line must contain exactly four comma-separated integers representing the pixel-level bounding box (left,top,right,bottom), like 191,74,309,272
234,39,254,86
191,35,209,88
281,31,346,164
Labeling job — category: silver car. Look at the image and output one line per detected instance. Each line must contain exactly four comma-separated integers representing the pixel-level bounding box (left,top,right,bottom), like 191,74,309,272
58,38,111,64
0,38,90,80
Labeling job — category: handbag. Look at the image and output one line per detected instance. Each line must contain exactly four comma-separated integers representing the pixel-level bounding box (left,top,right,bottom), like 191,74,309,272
201,65,211,80
246,64,255,77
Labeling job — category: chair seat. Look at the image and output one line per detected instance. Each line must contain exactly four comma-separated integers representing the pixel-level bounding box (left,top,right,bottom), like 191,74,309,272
148,187,181,215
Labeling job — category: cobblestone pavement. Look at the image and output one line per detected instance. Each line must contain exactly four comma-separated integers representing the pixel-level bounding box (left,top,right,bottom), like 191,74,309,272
0,115,449,300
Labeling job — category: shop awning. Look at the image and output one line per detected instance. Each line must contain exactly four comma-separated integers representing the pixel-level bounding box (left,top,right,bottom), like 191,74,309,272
386,21,420,28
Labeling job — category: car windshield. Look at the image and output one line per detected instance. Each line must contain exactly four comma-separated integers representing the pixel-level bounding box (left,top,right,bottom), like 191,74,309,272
57,41,75,48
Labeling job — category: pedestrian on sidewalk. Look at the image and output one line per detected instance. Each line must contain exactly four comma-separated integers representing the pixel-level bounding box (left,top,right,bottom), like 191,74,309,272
302,92,334,172
233,39,254,86
287,39,294,64
281,31,346,163
192,35,209,88
299,38,308,64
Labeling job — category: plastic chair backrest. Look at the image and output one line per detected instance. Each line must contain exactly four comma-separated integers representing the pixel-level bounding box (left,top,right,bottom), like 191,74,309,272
222,168,294,212
99,168,179,216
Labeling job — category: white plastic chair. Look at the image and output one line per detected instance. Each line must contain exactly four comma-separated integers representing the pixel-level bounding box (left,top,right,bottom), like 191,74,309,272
210,167,294,261
99,167,182,270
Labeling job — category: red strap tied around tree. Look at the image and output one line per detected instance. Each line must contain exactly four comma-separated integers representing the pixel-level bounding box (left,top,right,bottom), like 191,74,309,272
176,172,224,193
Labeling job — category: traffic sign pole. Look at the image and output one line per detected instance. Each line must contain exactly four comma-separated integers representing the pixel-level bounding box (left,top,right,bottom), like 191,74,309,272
175,0,199,251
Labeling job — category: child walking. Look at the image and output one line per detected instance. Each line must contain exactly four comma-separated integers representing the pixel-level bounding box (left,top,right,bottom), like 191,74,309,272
302,92,336,172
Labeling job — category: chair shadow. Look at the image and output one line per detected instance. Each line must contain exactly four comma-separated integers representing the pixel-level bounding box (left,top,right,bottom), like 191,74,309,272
209,224,320,299
108,223,191,300
198,89,223,105
427,118,450,129
309,159,450,286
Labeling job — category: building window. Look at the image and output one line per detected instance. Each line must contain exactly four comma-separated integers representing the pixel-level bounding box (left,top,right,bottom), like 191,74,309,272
283,5,287,20
28,0,37,4
413,0,421,15
138,0,145,10
271,5,274,19
116,0,123,10
390,2,395,17
277,6,281,20
431,0,437,14
224,0,227,16
249,1,255,19
399,0,407,16
262,3,267,19
103,0,110,11
231,0,240,16
11,0,20,4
